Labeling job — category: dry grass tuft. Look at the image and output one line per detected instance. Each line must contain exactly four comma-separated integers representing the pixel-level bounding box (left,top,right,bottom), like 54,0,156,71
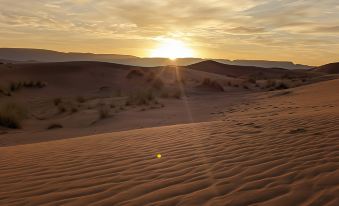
126,69,144,79
0,103,27,129
76,96,86,103
98,104,110,119
126,90,156,106
201,78,224,91
47,123,63,130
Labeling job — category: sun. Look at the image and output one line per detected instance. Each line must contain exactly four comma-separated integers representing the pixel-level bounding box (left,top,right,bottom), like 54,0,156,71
150,38,194,60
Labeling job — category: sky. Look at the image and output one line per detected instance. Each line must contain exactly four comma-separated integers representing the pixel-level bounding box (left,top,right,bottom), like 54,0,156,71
0,0,339,65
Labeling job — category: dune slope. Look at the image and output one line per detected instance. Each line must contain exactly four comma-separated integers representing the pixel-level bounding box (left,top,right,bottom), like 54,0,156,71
0,80,338,206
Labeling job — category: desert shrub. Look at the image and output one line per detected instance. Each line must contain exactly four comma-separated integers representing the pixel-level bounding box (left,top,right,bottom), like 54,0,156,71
266,80,277,88
201,78,224,91
98,105,110,119
71,107,78,113
76,96,85,103
275,82,289,90
7,81,46,92
202,78,212,85
0,103,27,129
57,105,66,113
9,82,22,92
247,78,256,84
112,89,123,97
54,98,62,106
151,78,164,90
146,71,156,82
126,69,144,79
35,81,47,88
0,87,11,96
26,81,46,88
47,123,63,130
172,89,181,99
161,88,181,99
176,78,186,85
282,73,292,79
160,90,169,98
126,90,155,106
23,81,33,87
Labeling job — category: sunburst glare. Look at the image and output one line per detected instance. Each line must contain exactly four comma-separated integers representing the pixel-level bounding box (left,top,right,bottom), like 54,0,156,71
150,38,194,60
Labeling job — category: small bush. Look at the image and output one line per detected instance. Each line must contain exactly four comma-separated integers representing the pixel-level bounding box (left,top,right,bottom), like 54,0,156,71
161,88,181,99
126,90,155,106
112,89,123,97
58,105,66,113
7,80,46,92
0,87,11,96
47,123,63,130
23,81,46,88
99,105,110,119
9,82,22,92
201,78,224,91
35,81,47,88
266,80,277,88
151,78,164,90
76,96,85,103
110,103,116,108
71,107,78,113
247,78,256,84
146,71,156,82
0,103,27,129
126,69,144,79
172,89,181,99
54,98,62,106
275,82,289,90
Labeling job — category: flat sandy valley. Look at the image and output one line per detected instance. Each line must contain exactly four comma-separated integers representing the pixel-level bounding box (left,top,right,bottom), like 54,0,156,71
0,61,338,205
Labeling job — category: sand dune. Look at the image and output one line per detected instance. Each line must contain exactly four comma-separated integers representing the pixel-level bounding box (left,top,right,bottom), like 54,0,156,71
1,79,338,205
314,62,339,74
187,60,317,79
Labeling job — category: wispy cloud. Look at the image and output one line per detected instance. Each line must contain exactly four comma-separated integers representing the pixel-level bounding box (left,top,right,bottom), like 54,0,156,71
0,0,338,65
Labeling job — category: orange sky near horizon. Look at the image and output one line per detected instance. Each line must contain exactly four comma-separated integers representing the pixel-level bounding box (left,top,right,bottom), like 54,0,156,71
1,0,339,66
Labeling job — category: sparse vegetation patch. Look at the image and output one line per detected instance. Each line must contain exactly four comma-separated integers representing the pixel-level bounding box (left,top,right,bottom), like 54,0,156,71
98,104,110,119
201,78,224,91
126,69,144,79
47,123,63,130
0,103,27,129
126,90,157,106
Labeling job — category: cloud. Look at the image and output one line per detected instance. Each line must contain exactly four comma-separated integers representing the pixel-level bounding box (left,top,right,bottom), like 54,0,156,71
0,0,338,65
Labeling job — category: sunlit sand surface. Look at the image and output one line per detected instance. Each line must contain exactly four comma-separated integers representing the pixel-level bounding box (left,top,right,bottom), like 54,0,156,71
1,78,338,206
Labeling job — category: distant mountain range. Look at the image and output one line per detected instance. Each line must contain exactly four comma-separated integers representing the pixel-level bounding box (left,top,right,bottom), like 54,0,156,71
0,48,313,70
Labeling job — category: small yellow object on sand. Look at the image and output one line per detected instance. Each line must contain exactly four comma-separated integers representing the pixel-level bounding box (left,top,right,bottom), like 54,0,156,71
156,153,162,159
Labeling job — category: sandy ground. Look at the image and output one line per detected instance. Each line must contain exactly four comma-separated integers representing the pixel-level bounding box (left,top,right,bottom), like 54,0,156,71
0,78,338,205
